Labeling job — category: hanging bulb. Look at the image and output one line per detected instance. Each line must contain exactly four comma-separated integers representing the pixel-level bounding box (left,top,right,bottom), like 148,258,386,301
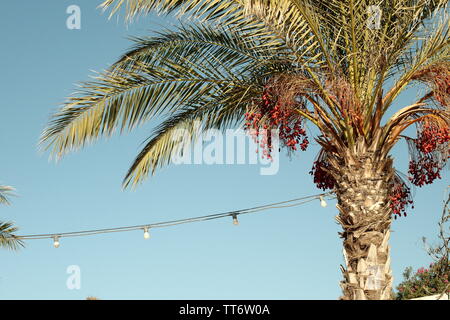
319,196,327,208
232,214,239,226
53,236,60,248
143,227,150,239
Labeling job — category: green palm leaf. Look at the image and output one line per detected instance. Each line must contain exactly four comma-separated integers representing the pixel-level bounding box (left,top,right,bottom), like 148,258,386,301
0,221,24,251
0,185,14,205
0,186,23,250
39,24,292,159
123,83,255,187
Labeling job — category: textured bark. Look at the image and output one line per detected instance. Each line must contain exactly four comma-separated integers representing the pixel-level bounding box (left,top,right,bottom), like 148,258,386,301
328,137,394,300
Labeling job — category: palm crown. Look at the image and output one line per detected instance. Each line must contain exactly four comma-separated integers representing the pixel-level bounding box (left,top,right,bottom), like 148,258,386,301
41,0,449,188
39,0,450,299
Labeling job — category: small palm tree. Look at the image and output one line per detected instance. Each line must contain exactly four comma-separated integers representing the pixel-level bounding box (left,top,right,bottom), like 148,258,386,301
40,0,450,299
0,186,24,250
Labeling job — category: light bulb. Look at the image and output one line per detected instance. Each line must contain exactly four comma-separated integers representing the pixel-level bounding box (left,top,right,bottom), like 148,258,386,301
53,236,60,248
143,227,150,239
320,196,327,208
232,214,239,226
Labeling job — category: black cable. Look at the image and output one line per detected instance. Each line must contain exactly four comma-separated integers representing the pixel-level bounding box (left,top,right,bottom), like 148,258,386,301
18,192,333,241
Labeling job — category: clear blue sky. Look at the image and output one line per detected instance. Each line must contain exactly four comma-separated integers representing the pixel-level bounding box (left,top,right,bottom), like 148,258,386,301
0,1,448,300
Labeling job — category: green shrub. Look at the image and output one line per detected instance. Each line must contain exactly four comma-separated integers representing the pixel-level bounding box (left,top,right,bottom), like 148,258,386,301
396,257,450,300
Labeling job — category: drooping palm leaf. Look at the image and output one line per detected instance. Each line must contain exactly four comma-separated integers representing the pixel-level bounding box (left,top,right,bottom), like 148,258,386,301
0,221,24,251
0,185,14,205
123,83,255,187
40,24,292,158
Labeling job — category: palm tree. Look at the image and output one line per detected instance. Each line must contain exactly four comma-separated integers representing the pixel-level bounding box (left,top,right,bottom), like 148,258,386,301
0,186,23,250
40,0,450,299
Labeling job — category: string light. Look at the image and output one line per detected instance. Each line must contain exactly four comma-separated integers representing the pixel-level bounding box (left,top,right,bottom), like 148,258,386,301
143,227,150,239
17,192,334,248
232,214,239,226
53,235,60,248
319,196,328,208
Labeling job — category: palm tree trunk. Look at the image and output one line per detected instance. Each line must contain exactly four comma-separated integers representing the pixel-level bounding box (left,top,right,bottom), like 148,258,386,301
329,139,394,300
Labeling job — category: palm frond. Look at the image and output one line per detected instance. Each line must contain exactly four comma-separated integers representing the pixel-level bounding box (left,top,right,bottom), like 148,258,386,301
111,23,289,74
383,8,450,110
0,221,24,251
381,104,449,157
40,24,284,159
100,1,343,70
123,81,259,187
0,185,15,205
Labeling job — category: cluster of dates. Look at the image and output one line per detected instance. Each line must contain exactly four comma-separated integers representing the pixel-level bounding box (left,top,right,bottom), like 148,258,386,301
408,124,450,187
389,180,414,218
309,160,336,191
433,70,450,107
412,65,450,107
416,123,450,154
244,86,308,160
408,155,444,187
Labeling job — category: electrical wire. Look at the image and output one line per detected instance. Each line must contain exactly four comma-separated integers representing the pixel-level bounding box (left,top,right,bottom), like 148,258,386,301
17,192,334,242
